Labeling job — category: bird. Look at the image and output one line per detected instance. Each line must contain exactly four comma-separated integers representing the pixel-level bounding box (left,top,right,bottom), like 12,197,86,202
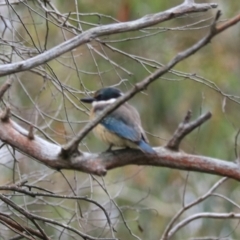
80,87,155,154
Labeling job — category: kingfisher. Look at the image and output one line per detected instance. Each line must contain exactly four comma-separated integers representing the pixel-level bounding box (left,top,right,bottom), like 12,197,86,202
80,87,155,154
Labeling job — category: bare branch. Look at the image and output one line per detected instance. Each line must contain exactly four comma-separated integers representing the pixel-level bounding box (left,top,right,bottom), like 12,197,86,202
0,183,114,233
215,12,240,34
168,212,240,239
166,111,212,151
161,177,228,240
1,114,240,182
27,125,35,140
0,0,28,5
0,194,116,240
0,2,217,77
0,107,11,122
0,77,13,99
0,213,47,239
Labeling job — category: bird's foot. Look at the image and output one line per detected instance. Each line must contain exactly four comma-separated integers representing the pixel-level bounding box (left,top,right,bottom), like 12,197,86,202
105,144,113,153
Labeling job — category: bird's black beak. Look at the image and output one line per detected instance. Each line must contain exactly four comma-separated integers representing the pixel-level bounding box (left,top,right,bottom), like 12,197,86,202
80,97,95,103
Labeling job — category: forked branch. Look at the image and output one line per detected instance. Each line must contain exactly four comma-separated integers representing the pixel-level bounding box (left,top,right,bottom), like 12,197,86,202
166,111,212,151
0,1,217,77
1,105,240,182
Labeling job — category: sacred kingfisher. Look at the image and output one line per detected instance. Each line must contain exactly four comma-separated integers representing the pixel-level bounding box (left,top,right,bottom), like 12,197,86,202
81,87,155,154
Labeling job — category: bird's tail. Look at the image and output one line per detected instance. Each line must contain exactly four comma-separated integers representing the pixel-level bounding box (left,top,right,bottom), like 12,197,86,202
138,140,156,154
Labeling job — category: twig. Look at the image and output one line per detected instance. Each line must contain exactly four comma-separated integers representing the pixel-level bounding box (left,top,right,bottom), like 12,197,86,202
0,213,46,239
166,111,212,151
234,129,240,159
0,183,114,234
27,125,34,140
0,106,11,122
161,177,228,240
168,212,240,239
0,2,217,77
0,194,117,240
0,78,13,99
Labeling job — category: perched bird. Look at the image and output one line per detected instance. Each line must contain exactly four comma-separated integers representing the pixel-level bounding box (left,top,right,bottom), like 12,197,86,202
80,87,155,154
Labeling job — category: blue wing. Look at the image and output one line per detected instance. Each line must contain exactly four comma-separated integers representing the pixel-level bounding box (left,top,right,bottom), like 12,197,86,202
101,116,140,142
100,105,156,154
101,116,155,154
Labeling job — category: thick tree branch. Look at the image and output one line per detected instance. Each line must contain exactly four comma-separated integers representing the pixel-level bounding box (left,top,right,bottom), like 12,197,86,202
0,2,217,77
1,112,240,182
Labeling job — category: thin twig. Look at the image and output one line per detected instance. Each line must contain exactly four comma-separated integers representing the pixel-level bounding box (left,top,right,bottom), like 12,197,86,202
161,177,228,240
166,111,212,151
0,2,217,77
0,213,46,239
168,212,240,239
0,78,13,99
0,183,114,235
0,194,117,240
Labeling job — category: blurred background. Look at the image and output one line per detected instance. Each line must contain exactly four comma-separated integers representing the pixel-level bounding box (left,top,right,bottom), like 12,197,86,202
0,0,240,239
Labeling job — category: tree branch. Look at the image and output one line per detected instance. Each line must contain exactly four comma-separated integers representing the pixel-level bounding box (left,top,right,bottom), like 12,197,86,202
161,177,228,240
0,213,45,240
1,111,240,182
166,111,212,151
0,194,115,240
168,212,240,239
0,183,114,233
0,2,217,77
0,77,13,99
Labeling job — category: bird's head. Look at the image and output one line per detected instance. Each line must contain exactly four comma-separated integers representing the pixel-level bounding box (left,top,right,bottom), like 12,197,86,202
80,87,123,105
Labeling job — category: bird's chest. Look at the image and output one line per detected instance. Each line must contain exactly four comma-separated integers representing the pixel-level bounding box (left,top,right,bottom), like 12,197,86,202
90,109,108,140
90,109,125,146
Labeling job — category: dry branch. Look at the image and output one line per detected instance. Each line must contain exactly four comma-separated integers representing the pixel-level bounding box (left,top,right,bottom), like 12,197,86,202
166,111,212,151
1,110,240,182
0,183,114,232
161,177,228,240
0,194,113,240
168,212,240,239
0,213,44,239
0,2,217,77
0,78,13,99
